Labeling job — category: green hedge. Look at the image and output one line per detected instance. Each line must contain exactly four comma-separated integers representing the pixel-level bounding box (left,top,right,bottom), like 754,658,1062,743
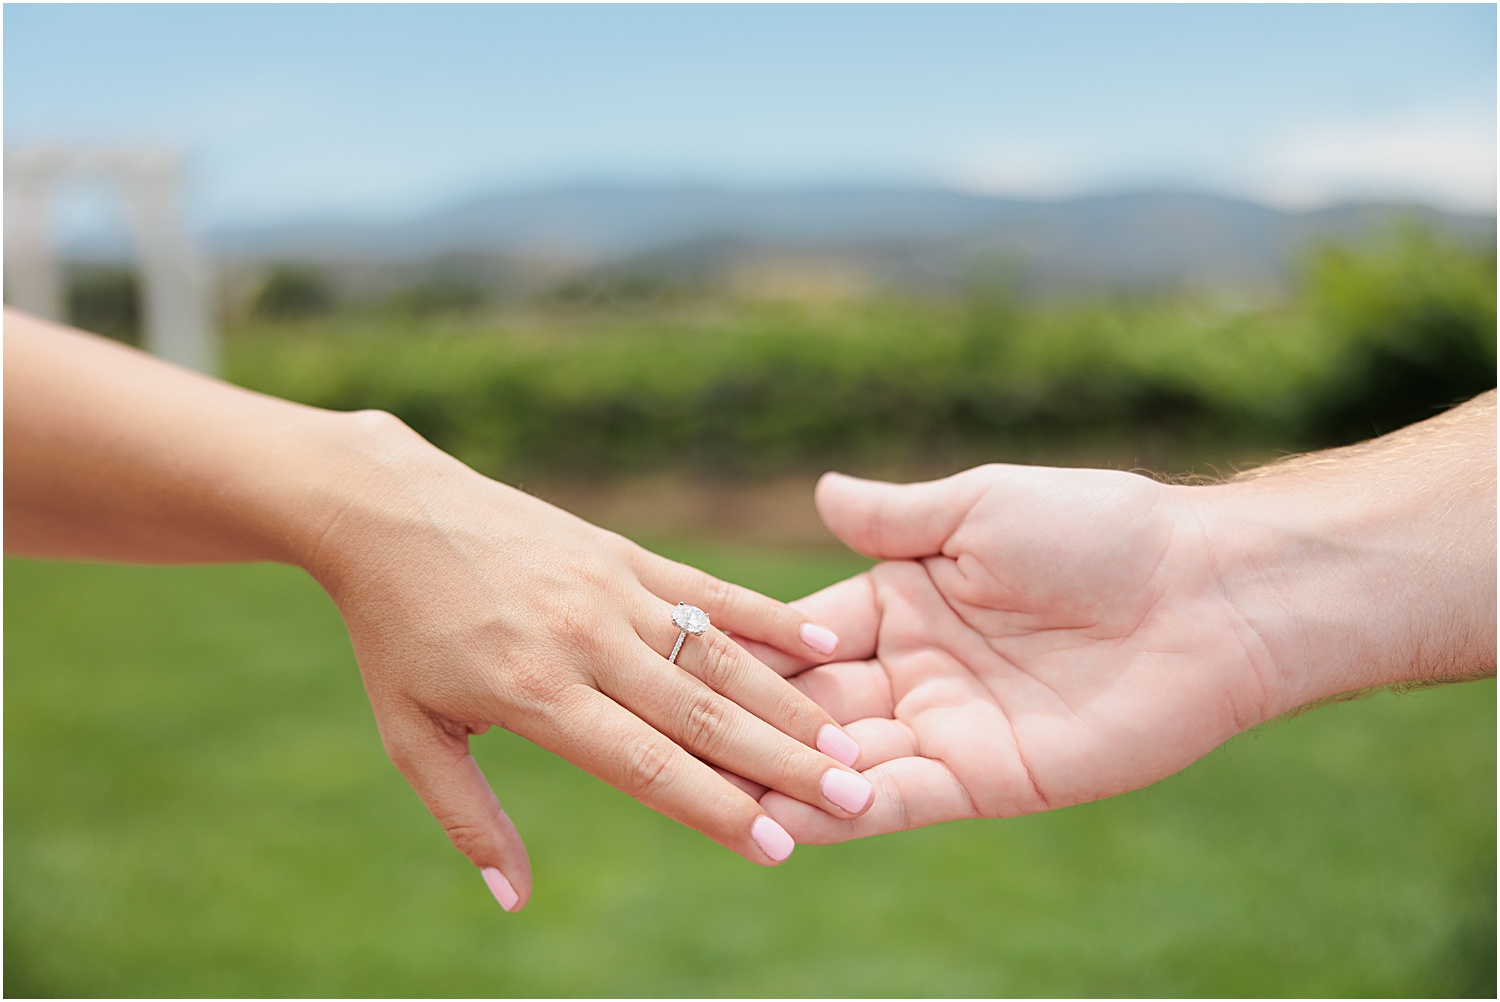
226,228,1495,478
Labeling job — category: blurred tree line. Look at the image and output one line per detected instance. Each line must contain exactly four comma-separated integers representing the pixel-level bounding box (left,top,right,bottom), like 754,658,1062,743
92,225,1500,480
62,263,143,346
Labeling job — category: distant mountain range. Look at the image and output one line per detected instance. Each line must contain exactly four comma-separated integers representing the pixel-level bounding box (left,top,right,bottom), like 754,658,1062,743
199,185,1496,296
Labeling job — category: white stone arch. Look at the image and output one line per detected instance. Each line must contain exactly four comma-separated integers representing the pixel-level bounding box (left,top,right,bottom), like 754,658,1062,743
5,147,217,374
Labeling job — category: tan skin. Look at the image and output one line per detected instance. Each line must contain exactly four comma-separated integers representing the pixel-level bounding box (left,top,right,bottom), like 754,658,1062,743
4,308,875,910
740,394,1496,841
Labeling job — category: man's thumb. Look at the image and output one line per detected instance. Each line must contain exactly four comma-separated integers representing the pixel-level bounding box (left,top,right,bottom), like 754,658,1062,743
814,470,977,559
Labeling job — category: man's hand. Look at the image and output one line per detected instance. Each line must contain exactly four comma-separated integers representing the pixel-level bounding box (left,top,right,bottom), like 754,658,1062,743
754,464,1280,840
753,394,1495,842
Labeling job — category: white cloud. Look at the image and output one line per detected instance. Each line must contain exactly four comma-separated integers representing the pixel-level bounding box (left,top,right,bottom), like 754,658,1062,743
939,143,1092,201
1247,113,1496,213
939,111,1497,215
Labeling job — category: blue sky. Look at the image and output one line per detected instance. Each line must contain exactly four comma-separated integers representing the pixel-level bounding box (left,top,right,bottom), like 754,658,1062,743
4,3,1495,231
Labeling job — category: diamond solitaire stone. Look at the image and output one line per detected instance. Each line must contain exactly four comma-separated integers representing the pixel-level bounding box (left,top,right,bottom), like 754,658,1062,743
672,602,711,635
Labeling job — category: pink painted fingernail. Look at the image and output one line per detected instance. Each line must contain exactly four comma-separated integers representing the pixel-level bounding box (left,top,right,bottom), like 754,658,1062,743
821,768,874,814
817,724,861,768
799,622,839,656
751,815,796,862
482,867,520,911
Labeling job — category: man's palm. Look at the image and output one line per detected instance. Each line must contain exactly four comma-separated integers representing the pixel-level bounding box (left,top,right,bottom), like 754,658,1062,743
760,466,1281,842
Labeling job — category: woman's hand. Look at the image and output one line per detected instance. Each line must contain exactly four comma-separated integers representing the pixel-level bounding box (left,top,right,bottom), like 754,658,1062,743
305,414,873,910
3,312,873,913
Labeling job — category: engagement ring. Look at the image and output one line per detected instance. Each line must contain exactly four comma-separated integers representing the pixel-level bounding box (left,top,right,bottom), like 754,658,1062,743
668,602,710,664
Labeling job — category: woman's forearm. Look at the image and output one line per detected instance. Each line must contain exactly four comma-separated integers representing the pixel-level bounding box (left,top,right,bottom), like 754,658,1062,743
4,307,382,567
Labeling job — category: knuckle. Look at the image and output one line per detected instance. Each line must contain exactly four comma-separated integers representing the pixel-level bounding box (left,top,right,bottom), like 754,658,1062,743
545,593,594,644
767,741,808,785
771,686,820,734
698,574,735,615
596,529,638,560
441,818,492,863
695,634,745,693
513,593,605,682
504,656,565,704
705,786,754,837
618,734,675,800
774,744,810,780
547,681,596,719
348,408,410,438
679,691,730,756
573,558,614,594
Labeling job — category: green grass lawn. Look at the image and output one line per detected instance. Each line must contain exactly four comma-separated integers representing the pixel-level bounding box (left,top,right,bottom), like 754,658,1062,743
5,550,1494,998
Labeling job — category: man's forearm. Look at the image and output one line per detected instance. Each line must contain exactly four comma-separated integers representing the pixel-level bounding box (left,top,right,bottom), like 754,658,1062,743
1195,391,1497,715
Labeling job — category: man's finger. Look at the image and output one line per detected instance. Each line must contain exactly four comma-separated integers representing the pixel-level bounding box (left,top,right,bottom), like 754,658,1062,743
758,756,981,844
815,470,987,559
841,716,919,766
786,660,896,725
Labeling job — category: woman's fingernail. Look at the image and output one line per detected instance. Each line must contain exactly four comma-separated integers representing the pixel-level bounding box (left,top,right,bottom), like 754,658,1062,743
817,724,861,768
751,816,796,862
822,768,874,814
799,622,840,656
481,867,520,911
